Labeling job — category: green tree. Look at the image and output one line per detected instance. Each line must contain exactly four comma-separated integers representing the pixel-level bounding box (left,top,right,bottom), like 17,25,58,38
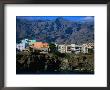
49,43,57,53
88,48,94,54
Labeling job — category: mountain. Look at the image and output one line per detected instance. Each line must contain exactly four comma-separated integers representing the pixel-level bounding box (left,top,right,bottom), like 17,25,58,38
16,17,94,44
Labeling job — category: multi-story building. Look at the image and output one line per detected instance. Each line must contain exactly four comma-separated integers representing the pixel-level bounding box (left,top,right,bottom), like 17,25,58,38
66,45,72,53
58,44,66,53
58,44,84,54
71,44,82,54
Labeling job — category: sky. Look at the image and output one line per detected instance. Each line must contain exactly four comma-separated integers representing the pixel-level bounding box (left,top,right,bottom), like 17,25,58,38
16,16,94,21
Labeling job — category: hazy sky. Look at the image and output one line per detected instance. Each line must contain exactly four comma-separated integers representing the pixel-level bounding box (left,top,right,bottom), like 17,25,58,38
16,16,94,21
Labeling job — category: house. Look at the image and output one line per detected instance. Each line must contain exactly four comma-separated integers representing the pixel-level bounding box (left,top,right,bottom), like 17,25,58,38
16,39,29,51
66,45,72,53
31,42,49,53
32,42,49,48
57,43,94,54
58,44,66,53
21,39,37,46
21,39,29,47
58,44,72,53
16,39,37,51
28,40,36,45
82,44,88,53
71,44,76,51
71,44,82,54
21,39,28,43
82,43,94,53
16,43,25,51
57,44,82,54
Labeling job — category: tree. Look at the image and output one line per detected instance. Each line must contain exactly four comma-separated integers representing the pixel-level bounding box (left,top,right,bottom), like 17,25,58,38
88,48,94,54
49,43,57,53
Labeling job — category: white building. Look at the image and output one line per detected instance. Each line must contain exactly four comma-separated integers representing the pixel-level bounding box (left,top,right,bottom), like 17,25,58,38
71,44,76,51
21,39,29,44
82,43,94,53
71,44,82,54
54,43,94,54
16,39,29,51
58,44,66,53
58,44,82,54
16,43,25,51
66,45,72,53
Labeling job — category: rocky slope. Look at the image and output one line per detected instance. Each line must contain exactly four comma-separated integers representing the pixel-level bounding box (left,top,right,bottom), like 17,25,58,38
16,17,94,44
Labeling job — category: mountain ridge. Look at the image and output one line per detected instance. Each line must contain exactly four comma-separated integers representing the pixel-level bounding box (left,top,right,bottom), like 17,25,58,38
16,17,94,44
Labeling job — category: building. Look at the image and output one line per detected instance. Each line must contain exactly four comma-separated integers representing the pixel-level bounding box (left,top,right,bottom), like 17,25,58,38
21,39,29,48
82,43,94,53
58,44,73,53
82,44,88,53
21,39,37,46
71,44,82,54
16,39,29,51
57,43,94,54
66,45,72,53
32,42,49,48
21,39,29,44
71,44,76,51
28,40,36,45
58,44,66,53
16,43,25,51
74,45,82,54
16,39,37,51
31,42,49,53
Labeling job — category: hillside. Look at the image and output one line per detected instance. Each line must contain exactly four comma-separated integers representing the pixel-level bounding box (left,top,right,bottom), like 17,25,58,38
16,17,94,44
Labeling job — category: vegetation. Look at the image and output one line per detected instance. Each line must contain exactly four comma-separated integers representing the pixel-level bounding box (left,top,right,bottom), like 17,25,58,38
49,43,57,53
16,17,94,44
16,16,94,74
16,48,94,74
